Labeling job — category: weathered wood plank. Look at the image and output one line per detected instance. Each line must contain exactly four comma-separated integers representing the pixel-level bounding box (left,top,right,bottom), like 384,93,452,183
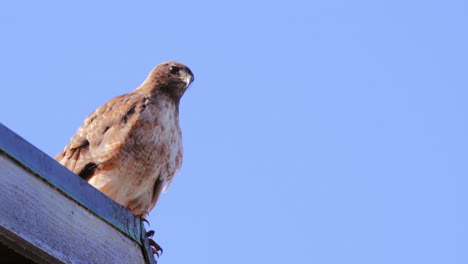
0,123,142,243
0,154,146,264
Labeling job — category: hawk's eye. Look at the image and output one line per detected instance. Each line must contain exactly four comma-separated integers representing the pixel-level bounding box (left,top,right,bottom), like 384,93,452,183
169,66,180,75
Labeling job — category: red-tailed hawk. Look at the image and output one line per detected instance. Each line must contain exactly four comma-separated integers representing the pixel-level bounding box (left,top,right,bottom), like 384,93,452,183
55,61,194,220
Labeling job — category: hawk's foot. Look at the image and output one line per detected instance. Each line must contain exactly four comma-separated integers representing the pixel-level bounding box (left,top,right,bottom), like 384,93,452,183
146,230,163,257
136,212,163,257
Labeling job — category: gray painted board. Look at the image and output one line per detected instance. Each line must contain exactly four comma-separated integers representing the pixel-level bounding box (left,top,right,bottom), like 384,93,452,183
0,154,146,264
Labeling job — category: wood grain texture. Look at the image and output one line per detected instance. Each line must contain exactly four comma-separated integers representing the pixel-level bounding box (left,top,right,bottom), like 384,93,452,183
0,123,142,243
0,154,146,264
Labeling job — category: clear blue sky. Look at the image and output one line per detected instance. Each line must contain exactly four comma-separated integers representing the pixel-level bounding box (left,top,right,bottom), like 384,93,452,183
1,1,467,263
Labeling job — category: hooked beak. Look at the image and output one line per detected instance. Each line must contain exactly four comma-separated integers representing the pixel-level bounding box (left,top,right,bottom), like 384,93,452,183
182,69,195,88
184,74,194,88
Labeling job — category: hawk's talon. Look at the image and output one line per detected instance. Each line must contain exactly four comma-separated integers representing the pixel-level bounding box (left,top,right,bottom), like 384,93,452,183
141,218,150,226
137,210,151,226
146,230,155,238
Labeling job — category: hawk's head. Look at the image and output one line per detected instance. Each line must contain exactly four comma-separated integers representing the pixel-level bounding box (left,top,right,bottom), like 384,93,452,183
140,61,195,101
